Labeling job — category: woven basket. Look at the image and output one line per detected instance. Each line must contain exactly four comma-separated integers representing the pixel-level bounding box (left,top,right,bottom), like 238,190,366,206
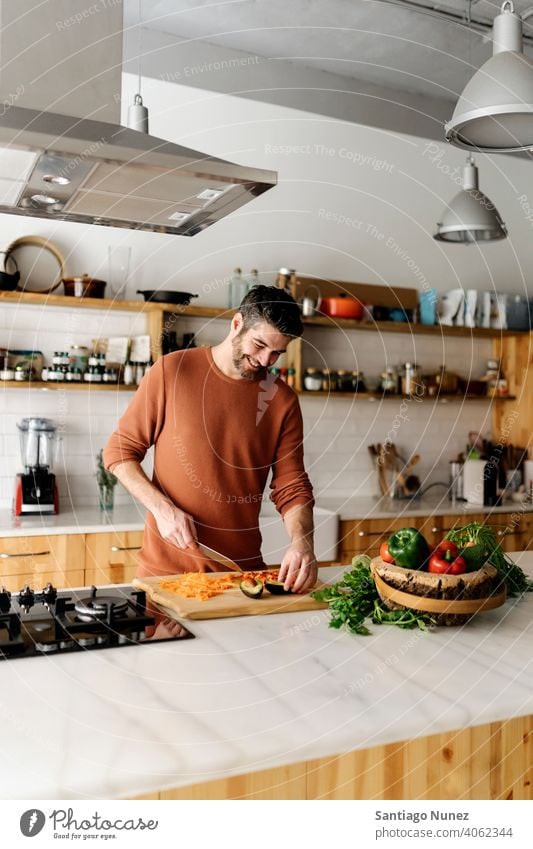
370,557,506,626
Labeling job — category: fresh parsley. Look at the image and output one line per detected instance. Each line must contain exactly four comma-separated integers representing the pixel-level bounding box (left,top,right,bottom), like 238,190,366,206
312,555,435,636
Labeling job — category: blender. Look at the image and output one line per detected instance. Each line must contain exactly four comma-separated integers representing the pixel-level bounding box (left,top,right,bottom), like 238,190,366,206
14,418,60,515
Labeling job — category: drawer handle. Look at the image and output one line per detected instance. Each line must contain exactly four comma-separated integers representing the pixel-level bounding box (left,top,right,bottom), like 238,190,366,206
0,550,50,558
110,545,141,552
357,530,395,538
431,527,440,534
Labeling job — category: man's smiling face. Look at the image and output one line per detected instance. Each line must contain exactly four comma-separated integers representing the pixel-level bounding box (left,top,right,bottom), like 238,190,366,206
231,318,291,381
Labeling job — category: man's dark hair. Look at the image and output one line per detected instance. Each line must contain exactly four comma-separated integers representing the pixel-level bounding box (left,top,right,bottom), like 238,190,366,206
238,284,303,338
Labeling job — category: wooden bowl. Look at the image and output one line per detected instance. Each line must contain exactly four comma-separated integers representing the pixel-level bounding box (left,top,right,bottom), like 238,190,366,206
370,557,506,626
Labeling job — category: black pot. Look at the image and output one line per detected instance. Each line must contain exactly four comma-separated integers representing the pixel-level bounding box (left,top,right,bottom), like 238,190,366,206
137,290,198,305
0,251,20,290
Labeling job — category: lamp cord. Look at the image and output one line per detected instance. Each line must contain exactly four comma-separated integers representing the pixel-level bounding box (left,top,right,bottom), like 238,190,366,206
137,0,142,95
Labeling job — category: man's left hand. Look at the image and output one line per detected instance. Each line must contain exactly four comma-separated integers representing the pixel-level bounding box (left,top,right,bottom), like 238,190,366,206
278,544,318,593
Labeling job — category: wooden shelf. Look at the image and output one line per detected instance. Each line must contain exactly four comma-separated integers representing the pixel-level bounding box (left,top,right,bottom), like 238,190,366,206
302,316,529,338
0,381,136,392
1,291,528,337
298,390,516,401
0,289,233,318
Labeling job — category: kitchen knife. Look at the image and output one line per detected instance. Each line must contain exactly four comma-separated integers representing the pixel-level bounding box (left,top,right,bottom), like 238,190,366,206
195,542,244,573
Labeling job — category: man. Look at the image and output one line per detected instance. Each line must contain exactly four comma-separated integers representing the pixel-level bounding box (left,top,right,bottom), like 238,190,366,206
103,285,317,593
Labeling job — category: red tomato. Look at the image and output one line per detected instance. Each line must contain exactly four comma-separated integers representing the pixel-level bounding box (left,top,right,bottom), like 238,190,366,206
449,556,467,575
428,554,452,574
435,540,459,558
380,542,395,563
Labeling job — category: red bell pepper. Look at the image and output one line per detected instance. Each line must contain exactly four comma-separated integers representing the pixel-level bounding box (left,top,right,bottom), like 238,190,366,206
428,541,467,575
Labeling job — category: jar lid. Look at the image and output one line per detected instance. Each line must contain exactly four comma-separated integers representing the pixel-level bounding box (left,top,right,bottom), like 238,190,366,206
336,369,348,375
305,367,319,374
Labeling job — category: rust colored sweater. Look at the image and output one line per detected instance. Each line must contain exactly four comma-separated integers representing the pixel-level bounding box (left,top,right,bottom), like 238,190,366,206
103,347,314,577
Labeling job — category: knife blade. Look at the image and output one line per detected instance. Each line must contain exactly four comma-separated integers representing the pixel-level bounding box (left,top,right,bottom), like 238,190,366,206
195,542,244,573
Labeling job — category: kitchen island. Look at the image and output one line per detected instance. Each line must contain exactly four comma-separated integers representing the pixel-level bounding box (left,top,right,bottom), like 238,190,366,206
0,558,532,801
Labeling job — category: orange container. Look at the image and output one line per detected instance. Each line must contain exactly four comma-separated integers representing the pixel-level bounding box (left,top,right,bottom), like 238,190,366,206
320,295,364,319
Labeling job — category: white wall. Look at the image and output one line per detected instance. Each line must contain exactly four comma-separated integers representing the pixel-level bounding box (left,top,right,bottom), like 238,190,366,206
1,74,530,507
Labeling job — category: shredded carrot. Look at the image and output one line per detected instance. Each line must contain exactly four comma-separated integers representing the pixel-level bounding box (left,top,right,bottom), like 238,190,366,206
160,569,280,601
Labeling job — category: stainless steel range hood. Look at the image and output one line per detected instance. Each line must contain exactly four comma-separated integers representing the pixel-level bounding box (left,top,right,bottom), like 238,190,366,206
0,106,277,236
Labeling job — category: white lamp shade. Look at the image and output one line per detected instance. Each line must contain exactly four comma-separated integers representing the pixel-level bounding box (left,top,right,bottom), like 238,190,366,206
445,50,533,151
434,188,507,242
434,158,507,243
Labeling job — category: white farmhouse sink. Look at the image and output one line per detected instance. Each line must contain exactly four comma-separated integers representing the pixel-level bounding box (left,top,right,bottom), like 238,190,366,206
259,504,338,565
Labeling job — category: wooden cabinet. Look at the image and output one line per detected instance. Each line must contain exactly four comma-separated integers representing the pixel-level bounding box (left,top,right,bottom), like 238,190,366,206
339,515,429,562
84,530,143,585
0,530,145,590
339,510,533,564
0,534,85,591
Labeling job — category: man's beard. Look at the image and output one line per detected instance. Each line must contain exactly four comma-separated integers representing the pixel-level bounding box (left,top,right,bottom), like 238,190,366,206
231,336,267,381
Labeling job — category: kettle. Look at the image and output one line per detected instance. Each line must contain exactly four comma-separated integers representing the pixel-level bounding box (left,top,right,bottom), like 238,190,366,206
300,285,321,317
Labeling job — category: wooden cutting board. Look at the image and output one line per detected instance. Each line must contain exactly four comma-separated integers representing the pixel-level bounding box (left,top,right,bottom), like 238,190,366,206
132,573,330,620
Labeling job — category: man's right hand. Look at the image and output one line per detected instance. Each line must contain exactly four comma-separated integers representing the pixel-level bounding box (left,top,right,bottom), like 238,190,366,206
153,500,198,550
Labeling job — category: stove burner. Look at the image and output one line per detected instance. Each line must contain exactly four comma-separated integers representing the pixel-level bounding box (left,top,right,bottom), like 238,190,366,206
0,584,194,660
74,594,129,622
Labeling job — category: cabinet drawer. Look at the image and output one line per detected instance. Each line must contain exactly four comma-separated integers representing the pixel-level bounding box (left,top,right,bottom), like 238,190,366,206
0,569,85,592
85,564,139,585
339,517,428,559
85,531,144,584
0,534,84,577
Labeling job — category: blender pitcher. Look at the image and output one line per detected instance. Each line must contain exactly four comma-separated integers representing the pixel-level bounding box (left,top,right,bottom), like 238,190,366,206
14,418,60,515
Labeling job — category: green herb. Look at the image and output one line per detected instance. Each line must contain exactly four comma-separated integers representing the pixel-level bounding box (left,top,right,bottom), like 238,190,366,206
312,555,435,636
445,522,533,597
95,449,118,489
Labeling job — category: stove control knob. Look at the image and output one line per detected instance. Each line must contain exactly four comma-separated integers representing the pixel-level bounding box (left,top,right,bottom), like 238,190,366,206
0,587,12,613
42,582,57,606
18,584,35,612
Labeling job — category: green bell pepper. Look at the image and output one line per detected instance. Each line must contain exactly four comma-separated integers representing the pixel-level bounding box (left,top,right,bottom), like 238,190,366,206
387,527,430,570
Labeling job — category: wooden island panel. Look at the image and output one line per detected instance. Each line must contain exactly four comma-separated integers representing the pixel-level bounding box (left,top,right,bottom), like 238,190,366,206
131,714,532,801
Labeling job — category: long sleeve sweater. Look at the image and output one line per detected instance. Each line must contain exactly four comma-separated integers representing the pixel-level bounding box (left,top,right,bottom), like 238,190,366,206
103,347,314,577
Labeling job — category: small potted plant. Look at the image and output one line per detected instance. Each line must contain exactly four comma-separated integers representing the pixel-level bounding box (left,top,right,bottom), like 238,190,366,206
95,450,118,511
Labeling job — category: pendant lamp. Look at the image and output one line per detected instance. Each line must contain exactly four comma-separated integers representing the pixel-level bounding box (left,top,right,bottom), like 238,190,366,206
434,156,507,243
446,1,533,152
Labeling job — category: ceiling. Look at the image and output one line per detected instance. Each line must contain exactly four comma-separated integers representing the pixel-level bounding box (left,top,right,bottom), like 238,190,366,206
123,0,533,102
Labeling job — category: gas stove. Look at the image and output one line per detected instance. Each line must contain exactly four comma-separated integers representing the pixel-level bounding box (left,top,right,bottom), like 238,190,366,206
0,583,194,660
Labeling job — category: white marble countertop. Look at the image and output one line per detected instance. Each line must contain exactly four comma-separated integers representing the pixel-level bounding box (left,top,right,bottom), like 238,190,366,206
318,494,533,521
0,505,146,537
1,556,532,800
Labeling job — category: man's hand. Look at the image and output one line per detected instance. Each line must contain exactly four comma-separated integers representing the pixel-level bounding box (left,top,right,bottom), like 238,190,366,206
153,500,198,550
278,543,318,594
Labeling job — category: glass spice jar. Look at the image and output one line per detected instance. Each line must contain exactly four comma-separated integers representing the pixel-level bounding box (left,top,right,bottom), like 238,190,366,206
304,368,322,391
322,368,337,392
336,369,352,392
352,370,367,392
